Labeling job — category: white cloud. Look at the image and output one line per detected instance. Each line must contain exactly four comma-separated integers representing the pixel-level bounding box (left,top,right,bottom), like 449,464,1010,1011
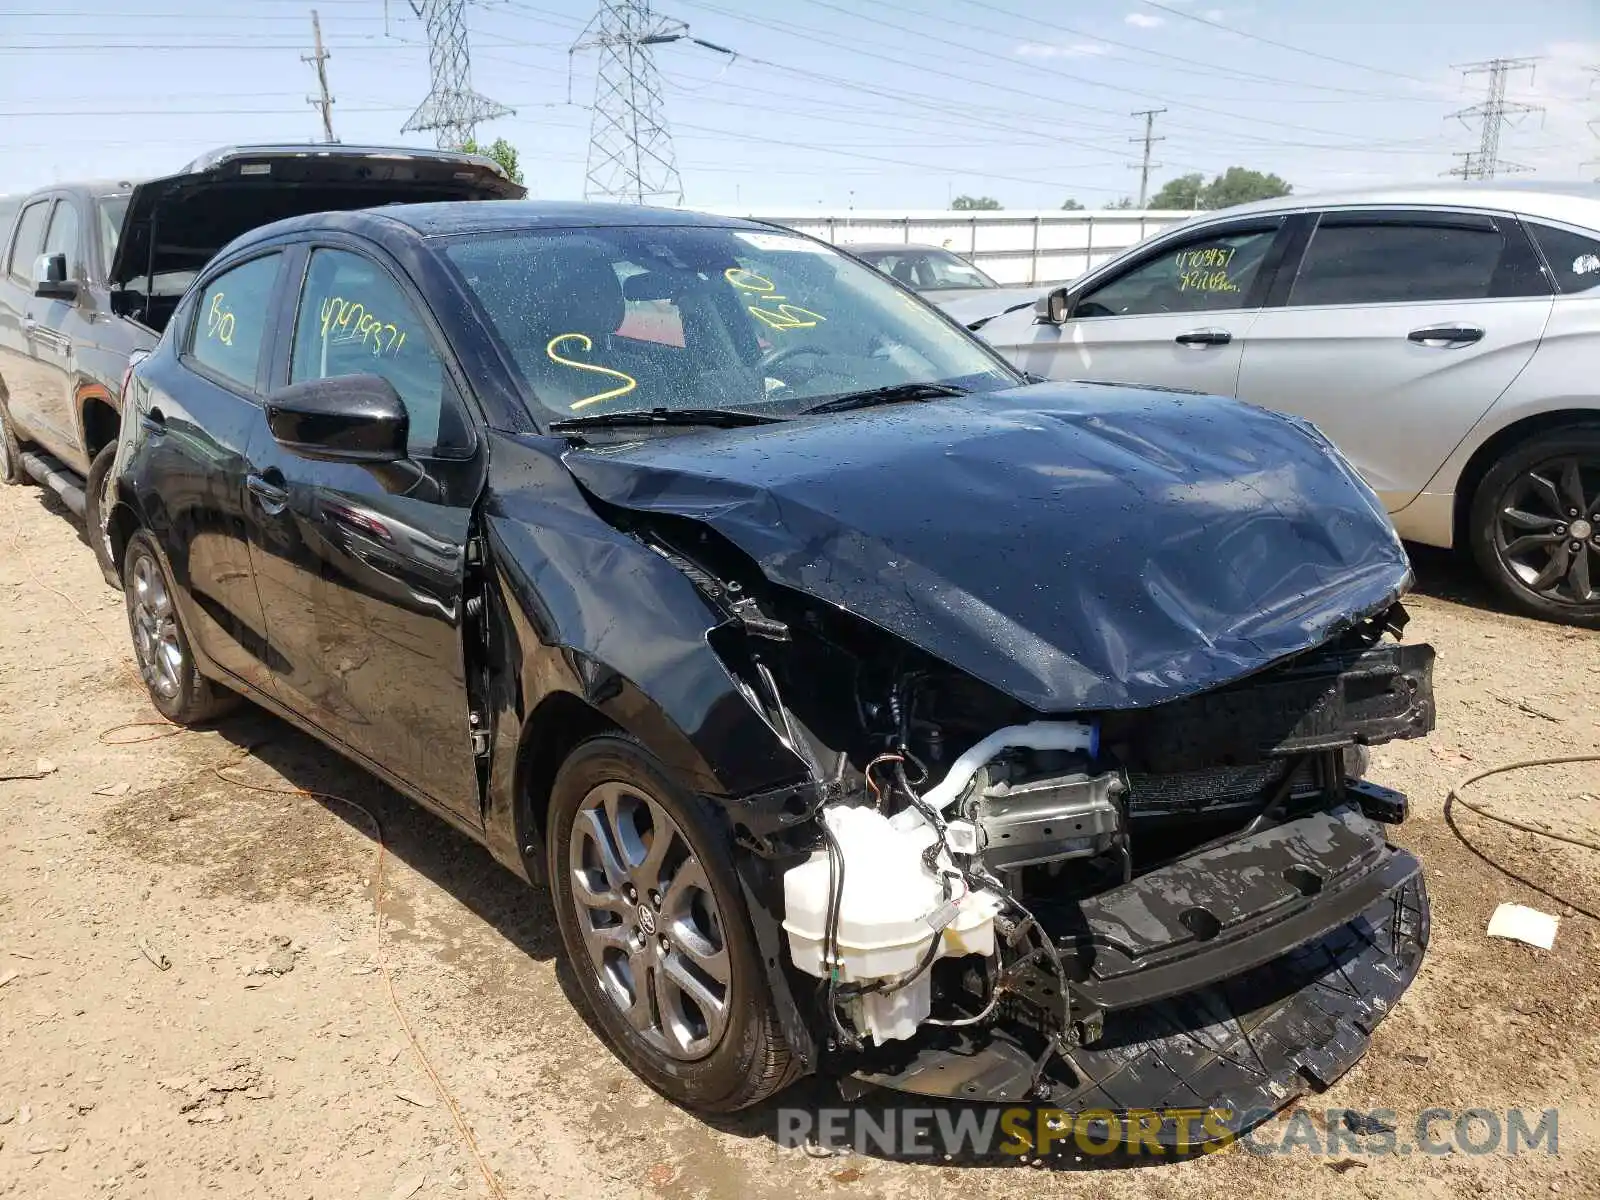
1202,7,1226,18
1124,12,1164,27
1015,41,1111,58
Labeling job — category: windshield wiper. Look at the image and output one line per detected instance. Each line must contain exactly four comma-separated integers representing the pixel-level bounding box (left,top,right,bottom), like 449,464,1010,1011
802,381,970,415
549,407,784,432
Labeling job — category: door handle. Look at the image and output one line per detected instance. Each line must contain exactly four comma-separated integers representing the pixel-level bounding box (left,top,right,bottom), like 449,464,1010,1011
1174,328,1232,347
247,472,289,515
1407,324,1484,345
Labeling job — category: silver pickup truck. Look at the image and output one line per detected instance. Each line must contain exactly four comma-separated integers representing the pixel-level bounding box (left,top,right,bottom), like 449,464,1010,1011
0,143,521,584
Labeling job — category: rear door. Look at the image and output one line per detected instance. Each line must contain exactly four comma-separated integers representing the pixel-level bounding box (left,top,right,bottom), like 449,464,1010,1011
246,241,486,822
129,248,285,693
1235,208,1554,511
995,216,1292,398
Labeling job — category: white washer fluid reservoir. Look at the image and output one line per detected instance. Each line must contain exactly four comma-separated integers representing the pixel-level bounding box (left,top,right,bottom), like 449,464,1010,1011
782,804,1001,1043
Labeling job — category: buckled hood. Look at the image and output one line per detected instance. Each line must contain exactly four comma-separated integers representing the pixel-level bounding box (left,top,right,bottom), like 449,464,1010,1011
561,382,1412,712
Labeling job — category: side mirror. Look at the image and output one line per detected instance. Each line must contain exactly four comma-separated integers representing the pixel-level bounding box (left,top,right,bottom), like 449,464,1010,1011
32,253,78,301
265,375,408,464
1037,286,1073,325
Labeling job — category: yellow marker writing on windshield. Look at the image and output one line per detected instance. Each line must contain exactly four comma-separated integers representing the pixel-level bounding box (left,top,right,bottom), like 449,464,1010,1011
547,333,639,410
723,267,826,331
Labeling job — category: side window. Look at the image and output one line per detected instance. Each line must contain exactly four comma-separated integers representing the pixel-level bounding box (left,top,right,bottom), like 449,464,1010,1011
7,201,50,281
188,254,282,390
1073,225,1280,318
42,201,81,280
1527,222,1600,295
1288,219,1508,306
290,248,467,455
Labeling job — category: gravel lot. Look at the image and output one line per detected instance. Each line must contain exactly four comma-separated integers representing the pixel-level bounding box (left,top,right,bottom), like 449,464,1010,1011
1,481,1597,1200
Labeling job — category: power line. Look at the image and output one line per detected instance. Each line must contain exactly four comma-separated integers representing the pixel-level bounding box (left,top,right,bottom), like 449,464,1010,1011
1129,108,1165,206
401,0,513,149
1446,58,1543,180
304,9,338,144
1135,0,1440,87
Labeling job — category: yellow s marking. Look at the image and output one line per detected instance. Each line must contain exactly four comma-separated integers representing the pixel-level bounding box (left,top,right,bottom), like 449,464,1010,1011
547,333,638,410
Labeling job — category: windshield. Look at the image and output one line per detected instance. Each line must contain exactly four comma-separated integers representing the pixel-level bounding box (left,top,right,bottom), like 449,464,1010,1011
97,192,194,297
855,247,997,291
443,225,1016,422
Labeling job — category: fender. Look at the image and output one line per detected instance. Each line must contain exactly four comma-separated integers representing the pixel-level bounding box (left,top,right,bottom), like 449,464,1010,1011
475,431,810,879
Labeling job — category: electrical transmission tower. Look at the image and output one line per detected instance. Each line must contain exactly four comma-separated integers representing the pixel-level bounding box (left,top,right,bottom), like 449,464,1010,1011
1585,66,1599,181
1445,57,1542,180
402,0,512,150
1128,108,1165,207
304,10,337,143
571,2,733,205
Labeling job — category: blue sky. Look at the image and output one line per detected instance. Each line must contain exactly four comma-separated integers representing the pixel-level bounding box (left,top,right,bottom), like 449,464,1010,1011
0,0,1596,208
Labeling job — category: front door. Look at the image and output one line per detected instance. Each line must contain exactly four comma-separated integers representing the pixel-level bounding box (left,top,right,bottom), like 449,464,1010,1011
993,218,1288,398
247,244,485,821
1235,209,1554,511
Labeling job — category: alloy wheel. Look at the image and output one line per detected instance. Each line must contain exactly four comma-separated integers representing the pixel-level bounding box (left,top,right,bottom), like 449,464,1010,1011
95,465,116,567
129,552,183,699
1494,456,1600,608
567,780,731,1061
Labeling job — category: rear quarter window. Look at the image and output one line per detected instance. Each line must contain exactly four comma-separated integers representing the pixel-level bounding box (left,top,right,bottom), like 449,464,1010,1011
1526,222,1600,294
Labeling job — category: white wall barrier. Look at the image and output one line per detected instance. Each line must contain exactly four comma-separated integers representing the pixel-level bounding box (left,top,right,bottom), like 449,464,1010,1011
689,208,1191,287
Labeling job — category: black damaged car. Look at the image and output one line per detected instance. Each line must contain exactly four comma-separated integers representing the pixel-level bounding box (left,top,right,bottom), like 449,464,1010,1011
108,202,1435,1134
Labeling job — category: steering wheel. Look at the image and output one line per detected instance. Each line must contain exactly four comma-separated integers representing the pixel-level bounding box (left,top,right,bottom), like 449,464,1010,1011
759,342,830,375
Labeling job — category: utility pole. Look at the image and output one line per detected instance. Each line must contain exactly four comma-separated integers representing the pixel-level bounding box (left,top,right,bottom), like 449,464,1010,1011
402,0,512,150
1129,107,1165,207
303,10,337,144
1445,57,1542,180
571,1,733,205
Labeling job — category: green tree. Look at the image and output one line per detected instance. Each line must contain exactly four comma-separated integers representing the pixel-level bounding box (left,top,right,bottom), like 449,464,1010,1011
951,195,1002,210
1148,172,1206,210
460,136,524,186
1202,166,1291,209
1107,196,1137,210
1147,167,1292,211
1059,198,1084,210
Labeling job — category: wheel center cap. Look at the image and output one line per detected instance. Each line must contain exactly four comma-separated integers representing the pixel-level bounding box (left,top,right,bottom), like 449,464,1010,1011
637,906,657,936
1571,519,1593,541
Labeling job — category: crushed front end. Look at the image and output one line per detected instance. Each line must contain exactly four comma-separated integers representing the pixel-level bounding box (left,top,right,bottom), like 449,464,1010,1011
718,592,1433,1138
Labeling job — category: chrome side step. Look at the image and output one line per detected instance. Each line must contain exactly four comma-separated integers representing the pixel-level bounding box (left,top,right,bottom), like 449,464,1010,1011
19,451,86,519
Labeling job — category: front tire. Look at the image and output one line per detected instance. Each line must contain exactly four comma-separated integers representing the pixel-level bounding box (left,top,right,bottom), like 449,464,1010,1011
547,734,796,1112
1469,427,1600,628
0,398,24,485
84,443,121,589
122,530,238,723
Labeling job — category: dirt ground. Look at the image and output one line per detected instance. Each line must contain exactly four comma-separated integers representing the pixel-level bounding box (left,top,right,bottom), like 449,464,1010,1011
1,480,1598,1200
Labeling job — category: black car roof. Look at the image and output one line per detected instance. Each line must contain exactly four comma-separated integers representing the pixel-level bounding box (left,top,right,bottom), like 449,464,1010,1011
220,200,787,262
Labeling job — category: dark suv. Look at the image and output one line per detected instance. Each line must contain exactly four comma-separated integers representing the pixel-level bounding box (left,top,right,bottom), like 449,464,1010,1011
0,144,520,583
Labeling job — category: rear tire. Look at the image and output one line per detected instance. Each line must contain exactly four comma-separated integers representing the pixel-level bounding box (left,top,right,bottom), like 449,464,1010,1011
1469,426,1600,628
84,443,121,590
0,399,23,486
122,530,239,724
547,733,796,1112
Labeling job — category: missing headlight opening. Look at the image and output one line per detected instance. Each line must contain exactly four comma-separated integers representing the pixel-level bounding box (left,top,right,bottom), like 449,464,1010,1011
646,518,1436,1113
